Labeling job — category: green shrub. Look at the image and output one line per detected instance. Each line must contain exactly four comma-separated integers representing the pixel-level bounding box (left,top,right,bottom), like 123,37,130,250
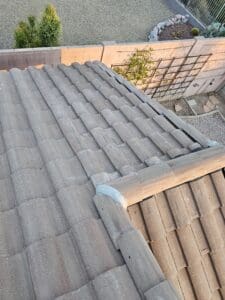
203,22,225,38
14,4,61,48
14,16,40,48
113,48,154,85
39,4,61,47
191,27,200,36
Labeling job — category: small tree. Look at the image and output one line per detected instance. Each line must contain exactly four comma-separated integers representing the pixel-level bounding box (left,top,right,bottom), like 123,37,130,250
39,4,61,47
14,16,40,48
14,4,61,48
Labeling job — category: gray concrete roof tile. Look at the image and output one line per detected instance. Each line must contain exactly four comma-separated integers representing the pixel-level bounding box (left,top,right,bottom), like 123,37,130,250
0,153,10,179
28,110,56,127
57,117,85,135
47,157,87,190
78,149,114,177
0,102,25,116
0,61,213,299
51,103,76,120
127,137,162,162
72,100,92,116
55,283,95,300
101,108,126,125
104,143,140,173
93,265,141,300
0,253,35,300
8,147,43,172
80,112,108,130
73,218,123,279
114,122,142,142
0,135,5,155
65,132,99,153
91,127,122,148
138,102,158,118
27,233,88,299
0,177,16,212
39,138,74,162
18,196,68,245
33,123,63,141
0,113,29,131
0,209,24,257
120,105,146,121
108,95,130,109
145,280,179,300
57,182,97,227
3,129,36,150
91,171,120,187
12,168,54,204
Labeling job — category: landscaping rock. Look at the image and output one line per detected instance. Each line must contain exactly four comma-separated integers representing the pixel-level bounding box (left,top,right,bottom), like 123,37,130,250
209,95,220,105
203,100,215,113
175,103,183,112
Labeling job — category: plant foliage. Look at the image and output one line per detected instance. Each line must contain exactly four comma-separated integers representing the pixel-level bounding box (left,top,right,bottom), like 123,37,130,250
14,16,40,48
14,4,61,48
191,27,200,36
113,48,154,84
203,22,225,37
39,4,61,47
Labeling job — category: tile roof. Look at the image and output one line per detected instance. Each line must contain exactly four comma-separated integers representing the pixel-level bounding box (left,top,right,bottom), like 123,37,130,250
128,169,225,299
0,60,223,300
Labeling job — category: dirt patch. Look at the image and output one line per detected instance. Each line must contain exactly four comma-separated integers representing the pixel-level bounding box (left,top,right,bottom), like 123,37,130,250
159,23,193,41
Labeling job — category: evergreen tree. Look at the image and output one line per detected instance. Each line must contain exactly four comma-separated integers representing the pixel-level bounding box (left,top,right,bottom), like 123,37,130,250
39,4,61,47
14,16,40,48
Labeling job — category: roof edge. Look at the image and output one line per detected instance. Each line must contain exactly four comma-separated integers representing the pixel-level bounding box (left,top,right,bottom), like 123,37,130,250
107,145,225,206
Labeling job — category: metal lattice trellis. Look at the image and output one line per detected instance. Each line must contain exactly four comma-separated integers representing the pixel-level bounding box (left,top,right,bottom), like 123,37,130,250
112,53,211,100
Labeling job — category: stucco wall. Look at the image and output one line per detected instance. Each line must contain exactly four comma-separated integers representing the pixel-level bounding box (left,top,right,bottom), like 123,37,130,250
1,37,225,100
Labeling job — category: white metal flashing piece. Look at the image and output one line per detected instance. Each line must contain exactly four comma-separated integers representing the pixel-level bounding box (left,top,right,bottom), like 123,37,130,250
96,184,128,208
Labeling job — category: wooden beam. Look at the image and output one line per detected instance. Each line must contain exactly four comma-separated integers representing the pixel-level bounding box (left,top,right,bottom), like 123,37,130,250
110,146,225,207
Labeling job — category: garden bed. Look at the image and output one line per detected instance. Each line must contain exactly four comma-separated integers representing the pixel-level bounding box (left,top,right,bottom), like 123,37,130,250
159,22,193,40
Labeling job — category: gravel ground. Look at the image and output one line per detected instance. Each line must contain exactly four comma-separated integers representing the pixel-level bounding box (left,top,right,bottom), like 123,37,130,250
0,0,176,49
162,99,194,116
182,112,225,145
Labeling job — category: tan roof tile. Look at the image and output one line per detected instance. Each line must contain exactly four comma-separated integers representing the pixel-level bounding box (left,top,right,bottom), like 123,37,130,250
0,60,222,299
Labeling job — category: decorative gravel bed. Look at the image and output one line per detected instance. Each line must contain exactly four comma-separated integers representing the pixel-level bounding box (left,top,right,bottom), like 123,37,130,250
182,111,225,145
161,99,194,116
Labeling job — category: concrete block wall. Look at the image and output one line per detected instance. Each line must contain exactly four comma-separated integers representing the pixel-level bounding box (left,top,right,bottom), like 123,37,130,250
1,37,225,100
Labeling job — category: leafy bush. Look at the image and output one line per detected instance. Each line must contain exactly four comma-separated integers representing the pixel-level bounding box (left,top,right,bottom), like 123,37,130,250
203,22,225,38
14,4,61,48
113,48,154,84
39,4,61,47
14,16,40,48
191,27,200,36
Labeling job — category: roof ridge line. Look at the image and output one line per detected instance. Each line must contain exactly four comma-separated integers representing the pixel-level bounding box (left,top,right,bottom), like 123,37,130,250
98,145,225,207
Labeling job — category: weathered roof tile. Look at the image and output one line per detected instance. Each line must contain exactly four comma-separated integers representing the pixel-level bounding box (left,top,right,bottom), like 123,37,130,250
18,196,68,245
0,61,221,299
73,218,123,279
0,253,35,300
27,233,88,299
12,168,54,204
93,265,141,300
0,209,24,257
